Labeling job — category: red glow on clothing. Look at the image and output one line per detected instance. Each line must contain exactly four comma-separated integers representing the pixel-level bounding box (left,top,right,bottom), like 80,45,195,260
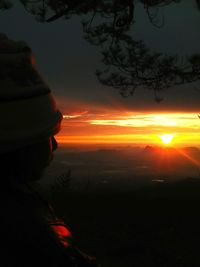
52,225,71,238
51,224,72,248
30,54,36,66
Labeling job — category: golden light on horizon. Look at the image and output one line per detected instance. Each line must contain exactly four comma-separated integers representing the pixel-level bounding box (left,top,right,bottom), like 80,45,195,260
159,134,174,145
59,111,200,146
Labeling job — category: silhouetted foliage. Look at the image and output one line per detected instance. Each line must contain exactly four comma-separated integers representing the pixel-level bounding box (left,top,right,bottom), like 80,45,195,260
3,1,181,23
1,0,200,100
95,36,200,100
4,1,195,25
0,0,12,10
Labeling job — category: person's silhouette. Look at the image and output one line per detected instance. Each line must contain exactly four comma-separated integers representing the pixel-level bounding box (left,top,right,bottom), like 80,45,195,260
0,34,98,267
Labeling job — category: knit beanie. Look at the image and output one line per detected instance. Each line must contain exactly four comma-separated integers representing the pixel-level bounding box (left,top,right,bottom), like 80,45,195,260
0,34,63,153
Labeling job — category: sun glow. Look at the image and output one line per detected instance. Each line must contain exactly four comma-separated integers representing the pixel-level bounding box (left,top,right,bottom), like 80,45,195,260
59,110,200,146
159,134,174,145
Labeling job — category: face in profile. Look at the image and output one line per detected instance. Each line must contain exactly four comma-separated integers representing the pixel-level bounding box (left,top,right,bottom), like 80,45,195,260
20,136,58,182
34,136,58,173
0,136,59,183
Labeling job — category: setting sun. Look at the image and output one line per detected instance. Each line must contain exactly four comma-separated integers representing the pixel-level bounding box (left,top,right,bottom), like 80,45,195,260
159,134,174,145
59,110,200,146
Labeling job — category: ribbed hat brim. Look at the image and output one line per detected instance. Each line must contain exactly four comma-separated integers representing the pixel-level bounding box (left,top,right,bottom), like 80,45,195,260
0,34,63,153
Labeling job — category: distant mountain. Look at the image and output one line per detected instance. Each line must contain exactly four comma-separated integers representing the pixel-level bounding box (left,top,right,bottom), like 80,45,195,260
144,145,161,153
144,145,200,156
182,146,200,154
143,145,177,155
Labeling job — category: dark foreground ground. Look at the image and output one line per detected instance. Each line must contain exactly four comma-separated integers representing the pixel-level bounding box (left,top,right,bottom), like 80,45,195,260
47,177,200,267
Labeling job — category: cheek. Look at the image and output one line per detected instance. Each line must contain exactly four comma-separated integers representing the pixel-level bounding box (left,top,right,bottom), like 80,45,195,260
34,138,53,168
47,138,53,162
52,137,58,151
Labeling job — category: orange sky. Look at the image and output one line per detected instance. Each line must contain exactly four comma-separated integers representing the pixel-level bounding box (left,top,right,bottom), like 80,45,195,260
56,104,200,147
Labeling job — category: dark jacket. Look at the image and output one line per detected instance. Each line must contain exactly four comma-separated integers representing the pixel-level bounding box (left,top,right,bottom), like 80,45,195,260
0,183,98,267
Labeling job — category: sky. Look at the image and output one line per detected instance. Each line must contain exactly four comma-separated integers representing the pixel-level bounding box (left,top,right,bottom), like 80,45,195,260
0,1,200,146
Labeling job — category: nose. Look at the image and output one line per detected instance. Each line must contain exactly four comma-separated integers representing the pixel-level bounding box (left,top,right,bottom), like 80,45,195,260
52,136,58,151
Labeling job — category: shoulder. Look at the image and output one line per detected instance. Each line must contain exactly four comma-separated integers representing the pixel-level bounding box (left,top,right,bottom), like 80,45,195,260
0,184,99,267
